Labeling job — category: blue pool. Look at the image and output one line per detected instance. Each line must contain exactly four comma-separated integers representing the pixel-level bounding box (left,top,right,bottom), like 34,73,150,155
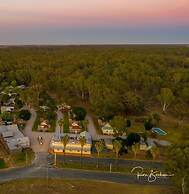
152,128,167,136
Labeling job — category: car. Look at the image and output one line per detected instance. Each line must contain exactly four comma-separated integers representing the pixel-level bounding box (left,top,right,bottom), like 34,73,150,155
5,121,13,125
38,136,43,145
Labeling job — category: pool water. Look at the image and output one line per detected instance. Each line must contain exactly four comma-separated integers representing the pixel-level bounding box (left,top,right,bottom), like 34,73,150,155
152,128,167,136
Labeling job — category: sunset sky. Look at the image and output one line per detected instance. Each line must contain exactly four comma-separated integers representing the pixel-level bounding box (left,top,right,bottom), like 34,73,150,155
0,0,189,44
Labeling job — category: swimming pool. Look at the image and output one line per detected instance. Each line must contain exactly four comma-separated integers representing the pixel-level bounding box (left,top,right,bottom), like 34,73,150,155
152,128,167,136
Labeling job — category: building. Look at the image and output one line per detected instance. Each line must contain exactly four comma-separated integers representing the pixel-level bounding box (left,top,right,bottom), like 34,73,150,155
69,121,82,134
1,106,14,113
0,124,30,151
101,123,114,135
50,131,92,155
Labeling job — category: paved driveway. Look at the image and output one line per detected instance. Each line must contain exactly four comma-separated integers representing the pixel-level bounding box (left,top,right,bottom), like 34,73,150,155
23,108,53,153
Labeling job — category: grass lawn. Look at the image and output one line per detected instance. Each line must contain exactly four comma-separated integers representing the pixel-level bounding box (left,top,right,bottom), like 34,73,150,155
10,149,35,167
0,158,6,169
56,160,166,174
0,178,179,194
126,112,187,143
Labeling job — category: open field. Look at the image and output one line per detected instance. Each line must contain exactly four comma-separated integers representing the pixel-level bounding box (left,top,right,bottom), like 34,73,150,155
0,178,179,194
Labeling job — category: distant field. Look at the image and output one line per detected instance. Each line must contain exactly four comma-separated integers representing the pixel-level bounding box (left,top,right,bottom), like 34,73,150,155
0,178,179,194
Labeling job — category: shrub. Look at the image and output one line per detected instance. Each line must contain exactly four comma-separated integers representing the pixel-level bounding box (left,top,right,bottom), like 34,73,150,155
144,118,154,131
73,107,87,121
19,109,31,121
1,112,13,122
126,133,141,147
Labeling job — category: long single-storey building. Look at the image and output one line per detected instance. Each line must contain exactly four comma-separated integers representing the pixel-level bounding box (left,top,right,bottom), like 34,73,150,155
50,131,92,155
0,124,30,151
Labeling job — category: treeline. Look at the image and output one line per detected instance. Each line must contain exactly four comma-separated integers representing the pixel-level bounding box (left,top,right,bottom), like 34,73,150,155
0,45,189,119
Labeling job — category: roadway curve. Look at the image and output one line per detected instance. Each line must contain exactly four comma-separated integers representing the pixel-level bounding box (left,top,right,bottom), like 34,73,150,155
0,164,171,185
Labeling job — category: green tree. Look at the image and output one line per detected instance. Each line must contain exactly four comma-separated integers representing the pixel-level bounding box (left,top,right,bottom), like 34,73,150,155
95,140,104,168
167,143,189,194
18,109,31,121
126,132,141,146
157,88,175,113
111,116,128,136
150,146,159,160
151,112,160,126
132,143,140,159
113,140,122,168
1,112,13,122
73,107,87,121
144,118,154,131
79,136,86,166
61,135,69,164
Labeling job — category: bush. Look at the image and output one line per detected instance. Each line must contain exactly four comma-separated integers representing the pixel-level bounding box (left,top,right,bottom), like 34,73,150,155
73,107,87,121
19,109,31,121
126,119,131,127
144,118,154,131
1,112,13,122
126,133,141,147
15,97,24,109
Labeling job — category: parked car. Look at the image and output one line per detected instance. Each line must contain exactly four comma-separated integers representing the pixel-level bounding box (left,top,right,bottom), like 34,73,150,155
5,121,13,125
38,136,43,145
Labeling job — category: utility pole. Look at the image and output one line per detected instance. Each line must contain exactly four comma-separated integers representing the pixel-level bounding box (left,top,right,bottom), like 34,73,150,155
46,166,49,189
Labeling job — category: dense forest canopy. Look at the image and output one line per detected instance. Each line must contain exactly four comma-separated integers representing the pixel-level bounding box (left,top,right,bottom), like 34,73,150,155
0,45,189,119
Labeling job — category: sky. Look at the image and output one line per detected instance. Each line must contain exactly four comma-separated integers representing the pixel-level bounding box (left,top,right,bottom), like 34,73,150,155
0,0,189,44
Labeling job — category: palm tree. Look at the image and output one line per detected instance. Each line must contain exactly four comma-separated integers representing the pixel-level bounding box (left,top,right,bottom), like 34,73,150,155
132,143,140,159
61,135,69,164
113,140,122,169
95,140,104,168
79,136,86,166
150,146,159,160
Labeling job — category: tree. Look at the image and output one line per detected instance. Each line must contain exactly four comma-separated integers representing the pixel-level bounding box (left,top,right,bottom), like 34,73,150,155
173,102,189,127
79,136,86,166
110,116,128,136
157,88,175,113
1,112,13,122
73,107,87,121
10,80,17,87
144,118,154,131
113,140,122,168
167,143,189,194
132,143,140,158
15,97,24,109
150,146,159,160
126,133,141,147
151,112,160,126
95,140,104,168
18,109,31,121
113,140,122,158
61,135,69,164
1,93,9,104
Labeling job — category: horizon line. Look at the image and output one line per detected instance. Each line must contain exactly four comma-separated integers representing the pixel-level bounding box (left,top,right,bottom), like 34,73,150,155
0,43,189,47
